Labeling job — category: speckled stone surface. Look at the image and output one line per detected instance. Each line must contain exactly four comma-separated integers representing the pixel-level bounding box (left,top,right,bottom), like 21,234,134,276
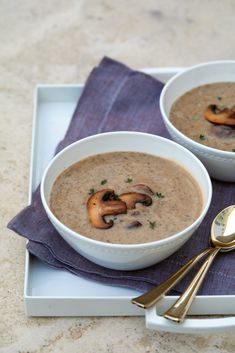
1,1,235,352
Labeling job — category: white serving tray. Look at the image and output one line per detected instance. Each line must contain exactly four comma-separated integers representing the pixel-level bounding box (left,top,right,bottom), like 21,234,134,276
24,68,235,333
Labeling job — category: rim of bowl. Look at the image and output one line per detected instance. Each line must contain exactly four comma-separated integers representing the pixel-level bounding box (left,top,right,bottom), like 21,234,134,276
40,131,212,250
160,60,235,158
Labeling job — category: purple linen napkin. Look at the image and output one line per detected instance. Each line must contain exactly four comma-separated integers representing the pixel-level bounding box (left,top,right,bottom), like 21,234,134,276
8,57,235,295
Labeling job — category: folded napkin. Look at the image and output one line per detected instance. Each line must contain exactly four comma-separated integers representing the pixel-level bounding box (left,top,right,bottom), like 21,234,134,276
8,57,235,295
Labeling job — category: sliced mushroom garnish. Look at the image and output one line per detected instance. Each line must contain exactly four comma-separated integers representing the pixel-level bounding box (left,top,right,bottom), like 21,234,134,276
87,189,127,229
119,192,152,210
210,124,235,138
204,104,235,126
125,221,142,229
132,184,154,195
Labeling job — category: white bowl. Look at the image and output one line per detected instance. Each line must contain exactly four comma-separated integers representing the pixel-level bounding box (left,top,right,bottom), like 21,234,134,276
160,60,235,182
40,132,212,270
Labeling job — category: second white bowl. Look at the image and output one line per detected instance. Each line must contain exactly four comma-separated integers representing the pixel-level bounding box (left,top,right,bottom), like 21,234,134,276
160,60,235,182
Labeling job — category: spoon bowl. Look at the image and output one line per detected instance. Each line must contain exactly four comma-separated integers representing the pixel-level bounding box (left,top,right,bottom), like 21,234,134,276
211,205,235,249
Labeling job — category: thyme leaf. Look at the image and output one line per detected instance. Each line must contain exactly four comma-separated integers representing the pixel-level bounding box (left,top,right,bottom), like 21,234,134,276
88,188,96,195
148,220,156,230
155,192,165,199
125,177,133,183
199,134,205,141
113,193,121,201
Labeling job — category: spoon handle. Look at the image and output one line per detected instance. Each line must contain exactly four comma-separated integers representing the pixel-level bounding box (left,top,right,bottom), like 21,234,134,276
163,247,220,323
131,247,212,309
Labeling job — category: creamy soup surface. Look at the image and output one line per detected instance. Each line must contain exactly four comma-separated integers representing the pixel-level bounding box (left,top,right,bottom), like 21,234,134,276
50,152,203,244
170,82,235,152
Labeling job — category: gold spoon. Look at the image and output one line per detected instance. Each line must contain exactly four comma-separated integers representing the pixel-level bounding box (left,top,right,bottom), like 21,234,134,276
164,205,235,323
132,205,235,319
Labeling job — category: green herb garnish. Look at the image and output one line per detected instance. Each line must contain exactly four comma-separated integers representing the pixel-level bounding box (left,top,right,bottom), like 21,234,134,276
113,193,121,201
192,114,199,121
155,192,165,199
217,96,222,101
199,134,206,141
101,179,107,185
125,177,133,183
88,188,96,195
148,221,156,230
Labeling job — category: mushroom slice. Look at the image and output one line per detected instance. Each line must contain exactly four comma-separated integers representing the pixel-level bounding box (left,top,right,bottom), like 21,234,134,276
119,192,152,210
125,221,142,229
87,189,127,229
210,124,235,139
204,104,235,126
132,184,154,195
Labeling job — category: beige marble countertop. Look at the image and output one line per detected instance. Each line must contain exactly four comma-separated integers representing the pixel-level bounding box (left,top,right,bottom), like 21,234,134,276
1,0,235,352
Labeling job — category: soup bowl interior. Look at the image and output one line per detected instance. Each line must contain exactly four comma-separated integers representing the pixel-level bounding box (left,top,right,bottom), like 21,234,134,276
41,132,212,270
160,60,235,182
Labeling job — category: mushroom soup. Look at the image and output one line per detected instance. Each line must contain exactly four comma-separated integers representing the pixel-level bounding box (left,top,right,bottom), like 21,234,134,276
50,152,203,244
169,82,235,152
